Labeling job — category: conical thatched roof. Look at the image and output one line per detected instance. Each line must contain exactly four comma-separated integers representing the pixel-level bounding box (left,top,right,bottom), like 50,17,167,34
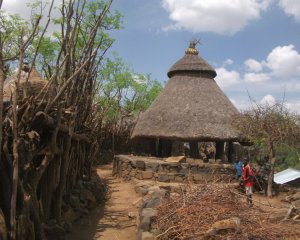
3,66,48,102
131,42,240,141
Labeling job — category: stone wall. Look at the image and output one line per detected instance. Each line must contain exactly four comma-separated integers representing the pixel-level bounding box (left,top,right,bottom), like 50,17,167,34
113,155,235,184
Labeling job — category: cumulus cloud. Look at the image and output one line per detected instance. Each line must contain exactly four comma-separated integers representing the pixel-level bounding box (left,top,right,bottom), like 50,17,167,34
215,67,240,88
260,94,276,105
229,98,251,111
219,44,300,113
265,45,300,78
244,72,270,82
244,58,263,72
242,45,300,83
2,0,61,25
224,58,234,66
278,0,300,22
286,82,300,92
162,0,271,34
285,100,300,113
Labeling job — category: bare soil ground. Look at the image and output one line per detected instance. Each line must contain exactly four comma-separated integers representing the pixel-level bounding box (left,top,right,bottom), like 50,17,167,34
253,192,290,209
66,164,139,240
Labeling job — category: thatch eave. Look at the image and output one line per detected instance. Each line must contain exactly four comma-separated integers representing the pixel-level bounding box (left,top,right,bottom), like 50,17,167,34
167,53,217,78
131,135,240,142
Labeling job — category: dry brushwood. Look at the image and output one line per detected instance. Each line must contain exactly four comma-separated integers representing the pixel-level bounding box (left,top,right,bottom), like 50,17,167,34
153,185,300,240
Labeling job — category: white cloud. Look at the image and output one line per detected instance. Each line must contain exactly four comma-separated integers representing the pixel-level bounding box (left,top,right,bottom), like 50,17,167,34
285,100,300,113
260,94,276,105
286,82,300,92
231,96,300,114
2,0,61,26
162,0,271,34
242,45,300,82
278,0,300,22
265,45,300,78
218,44,300,114
229,98,251,111
215,67,240,88
244,58,263,72
224,58,233,66
244,72,270,82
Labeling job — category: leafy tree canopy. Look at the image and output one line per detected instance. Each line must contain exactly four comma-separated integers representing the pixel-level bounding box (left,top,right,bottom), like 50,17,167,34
97,55,163,123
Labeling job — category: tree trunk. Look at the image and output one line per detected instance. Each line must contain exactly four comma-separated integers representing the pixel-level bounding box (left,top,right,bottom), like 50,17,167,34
267,142,276,197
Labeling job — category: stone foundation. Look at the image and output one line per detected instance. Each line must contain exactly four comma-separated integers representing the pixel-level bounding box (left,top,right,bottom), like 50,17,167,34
113,155,235,184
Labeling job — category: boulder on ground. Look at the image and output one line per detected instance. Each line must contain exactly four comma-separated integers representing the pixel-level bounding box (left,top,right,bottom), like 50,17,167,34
165,156,186,163
205,217,240,237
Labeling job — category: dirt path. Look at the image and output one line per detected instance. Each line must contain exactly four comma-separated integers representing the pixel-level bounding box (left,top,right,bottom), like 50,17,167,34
66,164,139,240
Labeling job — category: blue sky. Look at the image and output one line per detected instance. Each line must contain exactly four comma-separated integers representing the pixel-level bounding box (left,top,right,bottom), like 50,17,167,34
3,0,300,112
110,0,300,113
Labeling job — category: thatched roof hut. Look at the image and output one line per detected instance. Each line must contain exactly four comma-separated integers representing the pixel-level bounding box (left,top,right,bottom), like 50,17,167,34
131,42,240,145
3,65,48,102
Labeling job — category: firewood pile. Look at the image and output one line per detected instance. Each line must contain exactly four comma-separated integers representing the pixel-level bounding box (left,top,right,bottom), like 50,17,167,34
153,185,300,240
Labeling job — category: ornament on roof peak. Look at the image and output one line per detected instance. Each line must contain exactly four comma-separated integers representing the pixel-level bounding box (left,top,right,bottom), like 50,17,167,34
185,39,200,55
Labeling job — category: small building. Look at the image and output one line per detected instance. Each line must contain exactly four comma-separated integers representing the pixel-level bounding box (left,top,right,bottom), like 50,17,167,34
131,42,240,160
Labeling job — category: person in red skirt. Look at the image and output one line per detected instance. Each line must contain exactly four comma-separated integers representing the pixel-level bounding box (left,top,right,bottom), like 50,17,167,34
242,158,254,206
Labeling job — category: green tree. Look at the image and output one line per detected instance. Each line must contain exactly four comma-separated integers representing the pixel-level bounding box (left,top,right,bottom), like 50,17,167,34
97,56,162,123
30,0,122,79
0,11,32,62
95,56,163,152
276,145,300,171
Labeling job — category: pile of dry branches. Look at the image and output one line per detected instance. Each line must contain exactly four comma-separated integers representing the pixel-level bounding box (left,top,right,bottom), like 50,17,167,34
153,185,300,240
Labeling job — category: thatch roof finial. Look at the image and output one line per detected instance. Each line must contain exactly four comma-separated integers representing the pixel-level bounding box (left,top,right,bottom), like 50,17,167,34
186,39,200,55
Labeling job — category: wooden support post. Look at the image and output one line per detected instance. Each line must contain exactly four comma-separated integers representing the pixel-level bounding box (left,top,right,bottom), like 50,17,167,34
189,141,200,159
215,141,225,161
158,139,172,158
227,142,234,163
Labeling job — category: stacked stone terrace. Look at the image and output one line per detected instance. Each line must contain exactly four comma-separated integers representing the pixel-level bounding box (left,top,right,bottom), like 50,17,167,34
113,155,235,184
